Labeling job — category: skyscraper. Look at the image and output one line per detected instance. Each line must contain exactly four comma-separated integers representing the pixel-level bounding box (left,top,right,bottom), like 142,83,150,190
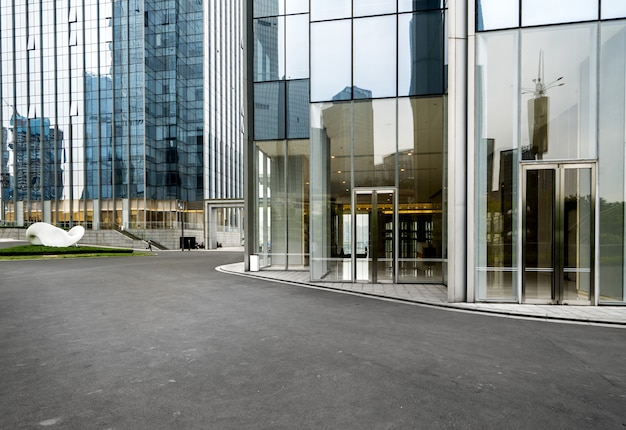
0,0,243,247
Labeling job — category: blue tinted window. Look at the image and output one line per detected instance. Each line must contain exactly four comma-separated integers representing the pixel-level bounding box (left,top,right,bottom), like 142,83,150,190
287,80,310,139
254,82,286,140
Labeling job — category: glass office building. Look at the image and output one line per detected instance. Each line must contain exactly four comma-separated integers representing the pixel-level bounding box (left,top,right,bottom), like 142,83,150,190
247,0,448,281
474,0,626,305
246,0,626,306
0,1,243,241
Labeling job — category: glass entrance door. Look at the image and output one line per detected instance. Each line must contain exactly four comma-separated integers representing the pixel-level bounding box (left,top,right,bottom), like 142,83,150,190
522,164,595,304
354,189,395,283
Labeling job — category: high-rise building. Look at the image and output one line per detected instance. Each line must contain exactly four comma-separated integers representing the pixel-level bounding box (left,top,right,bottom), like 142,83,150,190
244,0,626,306
0,0,243,248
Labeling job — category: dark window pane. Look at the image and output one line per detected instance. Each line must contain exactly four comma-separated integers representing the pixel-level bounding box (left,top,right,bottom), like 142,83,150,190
398,12,444,96
254,17,284,82
287,80,309,139
254,82,286,140
254,0,283,18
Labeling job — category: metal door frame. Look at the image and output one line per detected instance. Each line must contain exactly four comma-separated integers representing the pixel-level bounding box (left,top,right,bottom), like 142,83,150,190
352,187,397,284
520,162,596,305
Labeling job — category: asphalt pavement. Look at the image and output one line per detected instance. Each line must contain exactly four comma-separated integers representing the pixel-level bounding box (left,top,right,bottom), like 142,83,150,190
0,250,625,429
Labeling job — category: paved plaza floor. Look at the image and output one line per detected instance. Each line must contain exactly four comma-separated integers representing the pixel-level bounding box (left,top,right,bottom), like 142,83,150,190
219,261,626,326
1,250,625,429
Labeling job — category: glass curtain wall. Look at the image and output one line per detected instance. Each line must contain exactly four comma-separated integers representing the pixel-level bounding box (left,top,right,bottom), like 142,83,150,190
308,1,447,283
1,1,212,235
599,21,626,303
253,1,310,270
475,1,626,303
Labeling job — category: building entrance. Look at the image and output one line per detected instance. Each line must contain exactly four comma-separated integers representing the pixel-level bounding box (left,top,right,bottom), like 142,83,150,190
354,189,395,283
522,163,595,304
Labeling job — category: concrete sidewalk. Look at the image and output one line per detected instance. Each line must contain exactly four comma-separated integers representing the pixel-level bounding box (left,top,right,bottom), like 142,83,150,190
218,262,626,326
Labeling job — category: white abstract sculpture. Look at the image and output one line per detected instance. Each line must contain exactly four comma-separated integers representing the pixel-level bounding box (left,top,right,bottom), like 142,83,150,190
26,222,85,247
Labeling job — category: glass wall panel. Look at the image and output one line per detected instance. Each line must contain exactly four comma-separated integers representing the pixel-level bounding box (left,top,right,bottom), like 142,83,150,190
285,14,309,80
286,0,309,15
520,24,597,161
287,80,310,139
398,11,444,96
286,139,310,268
522,0,598,27
354,0,396,17
602,0,626,20
254,82,286,140
599,22,626,303
399,0,444,12
353,99,396,187
475,31,519,300
253,16,284,82
353,16,397,99
310,101,352,281
254,0,284,18
476,0,519,31
311,20,351,102
310,0,351,22
398,97,444,283
256,140,286,268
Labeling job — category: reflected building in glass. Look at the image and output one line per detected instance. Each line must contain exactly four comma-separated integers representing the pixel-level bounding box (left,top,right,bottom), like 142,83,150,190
474,0,626,304
246,0,448,283
246,0,626,306
0,1,243,247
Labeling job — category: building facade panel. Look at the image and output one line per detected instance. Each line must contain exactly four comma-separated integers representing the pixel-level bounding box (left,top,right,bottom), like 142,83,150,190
474,0,626,304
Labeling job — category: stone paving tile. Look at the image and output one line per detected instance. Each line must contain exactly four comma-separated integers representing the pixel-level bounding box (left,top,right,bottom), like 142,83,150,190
218,263,626,325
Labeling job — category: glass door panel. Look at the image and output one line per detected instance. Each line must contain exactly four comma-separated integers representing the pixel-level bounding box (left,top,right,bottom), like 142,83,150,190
522,164,595,304
523,168,555,301
354,189,395,283
355,193,371,282
377,192,394,283
561,167,592,302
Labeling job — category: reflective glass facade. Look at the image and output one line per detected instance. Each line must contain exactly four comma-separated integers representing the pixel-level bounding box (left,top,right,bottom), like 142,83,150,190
475,1,626,304
248,0,448,281
1,1,243,238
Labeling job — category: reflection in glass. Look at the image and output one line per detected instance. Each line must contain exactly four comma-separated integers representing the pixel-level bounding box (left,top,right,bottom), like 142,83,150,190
256,141,286,268
310,102,353,281
603,0,626,19
253,17,284,82
398,97,444,283
311,20,351,102
254,82,285,140
520,24,597,161
254,0,283,18
522,0,597,27
353,0,395,17
286,140,310,268
475,31,519,300
353,16,396,99
287,80,310,139
398,11,444,96
353,99,396,187
310,0,350,21
523,169,555,302
355,192,372,281
599,22,626,303
476,0,518,31
562,168,592,302
285,14,309,80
